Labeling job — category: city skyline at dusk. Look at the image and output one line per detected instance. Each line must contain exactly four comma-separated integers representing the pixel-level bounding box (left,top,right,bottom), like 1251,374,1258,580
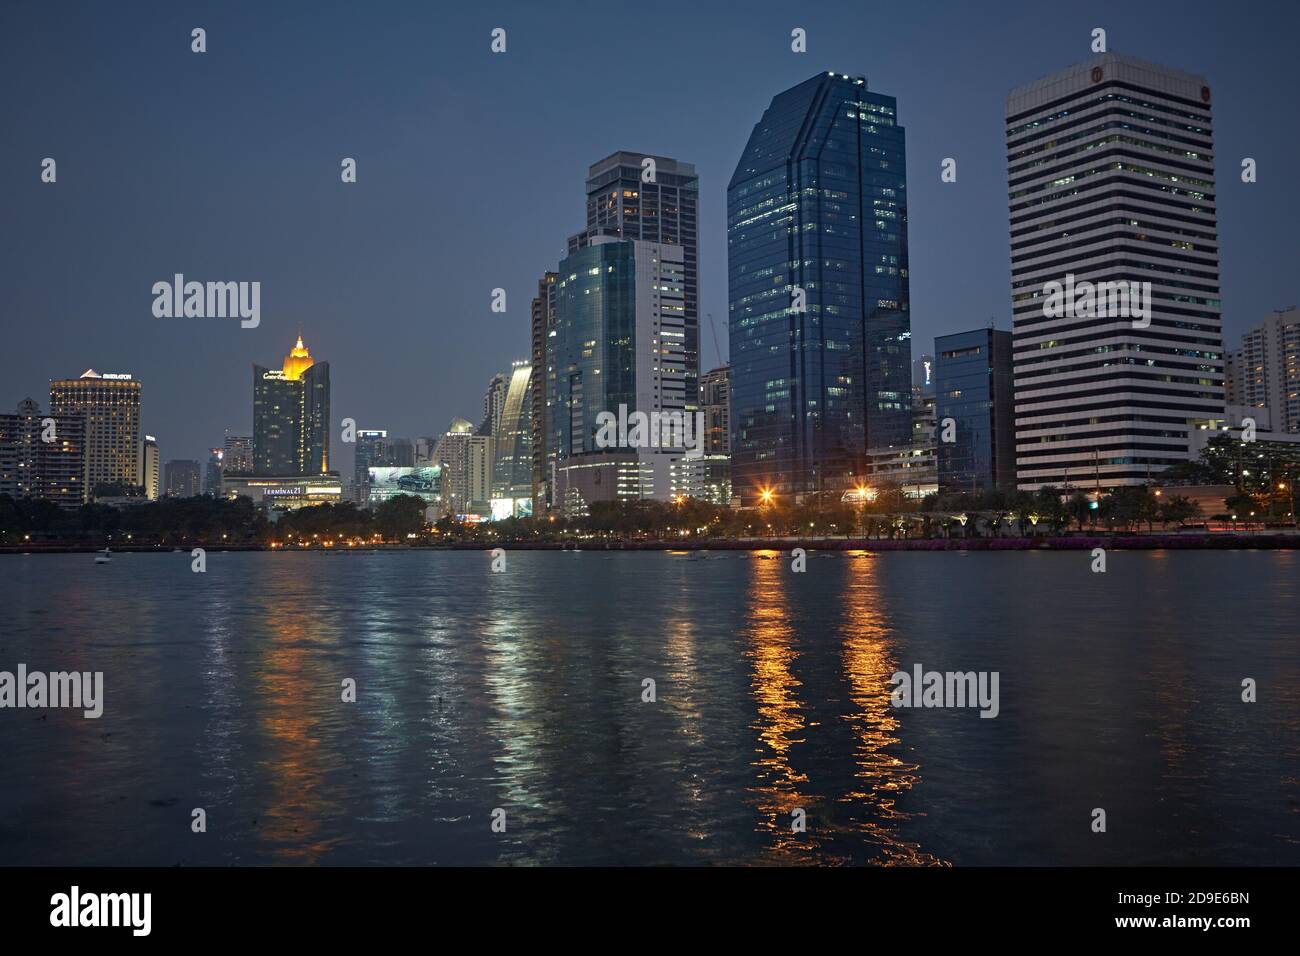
4,0,1297,466
2,1,1297,926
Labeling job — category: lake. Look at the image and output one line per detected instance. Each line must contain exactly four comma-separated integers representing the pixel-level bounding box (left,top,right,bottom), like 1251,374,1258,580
1,549,1295,866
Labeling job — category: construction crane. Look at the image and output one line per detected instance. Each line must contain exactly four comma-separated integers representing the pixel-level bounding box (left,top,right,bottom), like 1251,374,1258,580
705,312,723,368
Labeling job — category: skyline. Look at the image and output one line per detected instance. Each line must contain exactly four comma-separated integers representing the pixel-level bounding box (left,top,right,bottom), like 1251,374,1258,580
4,1,1298,468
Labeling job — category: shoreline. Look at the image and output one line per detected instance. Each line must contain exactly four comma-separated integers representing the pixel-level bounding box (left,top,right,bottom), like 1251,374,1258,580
3,532,1300,555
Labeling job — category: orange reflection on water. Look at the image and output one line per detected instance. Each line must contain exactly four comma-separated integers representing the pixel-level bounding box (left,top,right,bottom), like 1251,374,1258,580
253,610,339,863
745,553,813,860
839,557,947,865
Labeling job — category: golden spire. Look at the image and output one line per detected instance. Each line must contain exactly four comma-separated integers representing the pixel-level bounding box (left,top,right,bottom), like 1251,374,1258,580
282,334,314,380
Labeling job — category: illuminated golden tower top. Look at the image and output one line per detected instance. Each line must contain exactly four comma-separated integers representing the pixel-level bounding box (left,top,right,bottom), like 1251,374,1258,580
281,334,315,380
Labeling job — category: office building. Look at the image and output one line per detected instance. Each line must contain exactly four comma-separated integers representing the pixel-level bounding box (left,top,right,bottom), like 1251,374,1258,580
481,372,507,440
670,454,732,506
491,360,533,516
699,365,731,457
530,271,558,514
1007,54,1225,490
164,459,201,498
935,328,1017,493
728,72,912,505
569,151,699,413
203,447,224,496
548,236,691,514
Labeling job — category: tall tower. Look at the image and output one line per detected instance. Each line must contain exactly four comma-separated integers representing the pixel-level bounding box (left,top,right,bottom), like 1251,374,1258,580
1007,54,1224,490
548,236,688,510
140,434,160,500
481,372,507,439
530,272,557,513
253,335,331,476
1230,307,1300,434
699,365,731,457
493,359,533,510
49,369,142,496
571,152,699,412
728,72,911,505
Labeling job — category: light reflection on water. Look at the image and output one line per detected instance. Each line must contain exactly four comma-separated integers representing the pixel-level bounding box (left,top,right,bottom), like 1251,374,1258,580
0,549,1296,866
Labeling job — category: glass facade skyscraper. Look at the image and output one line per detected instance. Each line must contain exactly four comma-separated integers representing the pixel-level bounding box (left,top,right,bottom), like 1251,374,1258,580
570,152,699,413
550,240,637,462
728,72,911,504
492,359,533,506
547,236,688,511
935,328,1016,494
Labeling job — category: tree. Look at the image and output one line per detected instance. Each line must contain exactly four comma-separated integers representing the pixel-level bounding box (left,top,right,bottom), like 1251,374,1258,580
372,494,427,541
1066,491,1092,532
1224,492,1257,522
1158,495,1200,529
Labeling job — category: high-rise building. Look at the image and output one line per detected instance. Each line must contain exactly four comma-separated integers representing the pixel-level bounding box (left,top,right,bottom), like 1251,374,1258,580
530,271,558,514
1229,307,1300,434
413,436,438,467
481,372,507,440
935,328,1017,494
223,431,253,475
433,418,493,517
351,429,415,506
140,435,160,500
203,447,224,496
670,454,731,506
385,437,414,467
491,360,533,515
569,151,699,412
0,399,88,508
354,429,388,477
253,335,330,476
164,459,201,497
547,236,690,512
49,369,142,497
1007,54,1225,490
699,365,731,457
728,72,912,505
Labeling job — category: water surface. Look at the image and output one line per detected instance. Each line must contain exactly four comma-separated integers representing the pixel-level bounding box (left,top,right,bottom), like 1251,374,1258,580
1,549,1295,866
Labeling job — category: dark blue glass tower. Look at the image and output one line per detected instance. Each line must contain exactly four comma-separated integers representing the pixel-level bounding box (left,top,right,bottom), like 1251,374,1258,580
727,72,911,504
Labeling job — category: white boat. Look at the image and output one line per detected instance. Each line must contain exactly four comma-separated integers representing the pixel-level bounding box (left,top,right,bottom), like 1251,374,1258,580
94,549,111,564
